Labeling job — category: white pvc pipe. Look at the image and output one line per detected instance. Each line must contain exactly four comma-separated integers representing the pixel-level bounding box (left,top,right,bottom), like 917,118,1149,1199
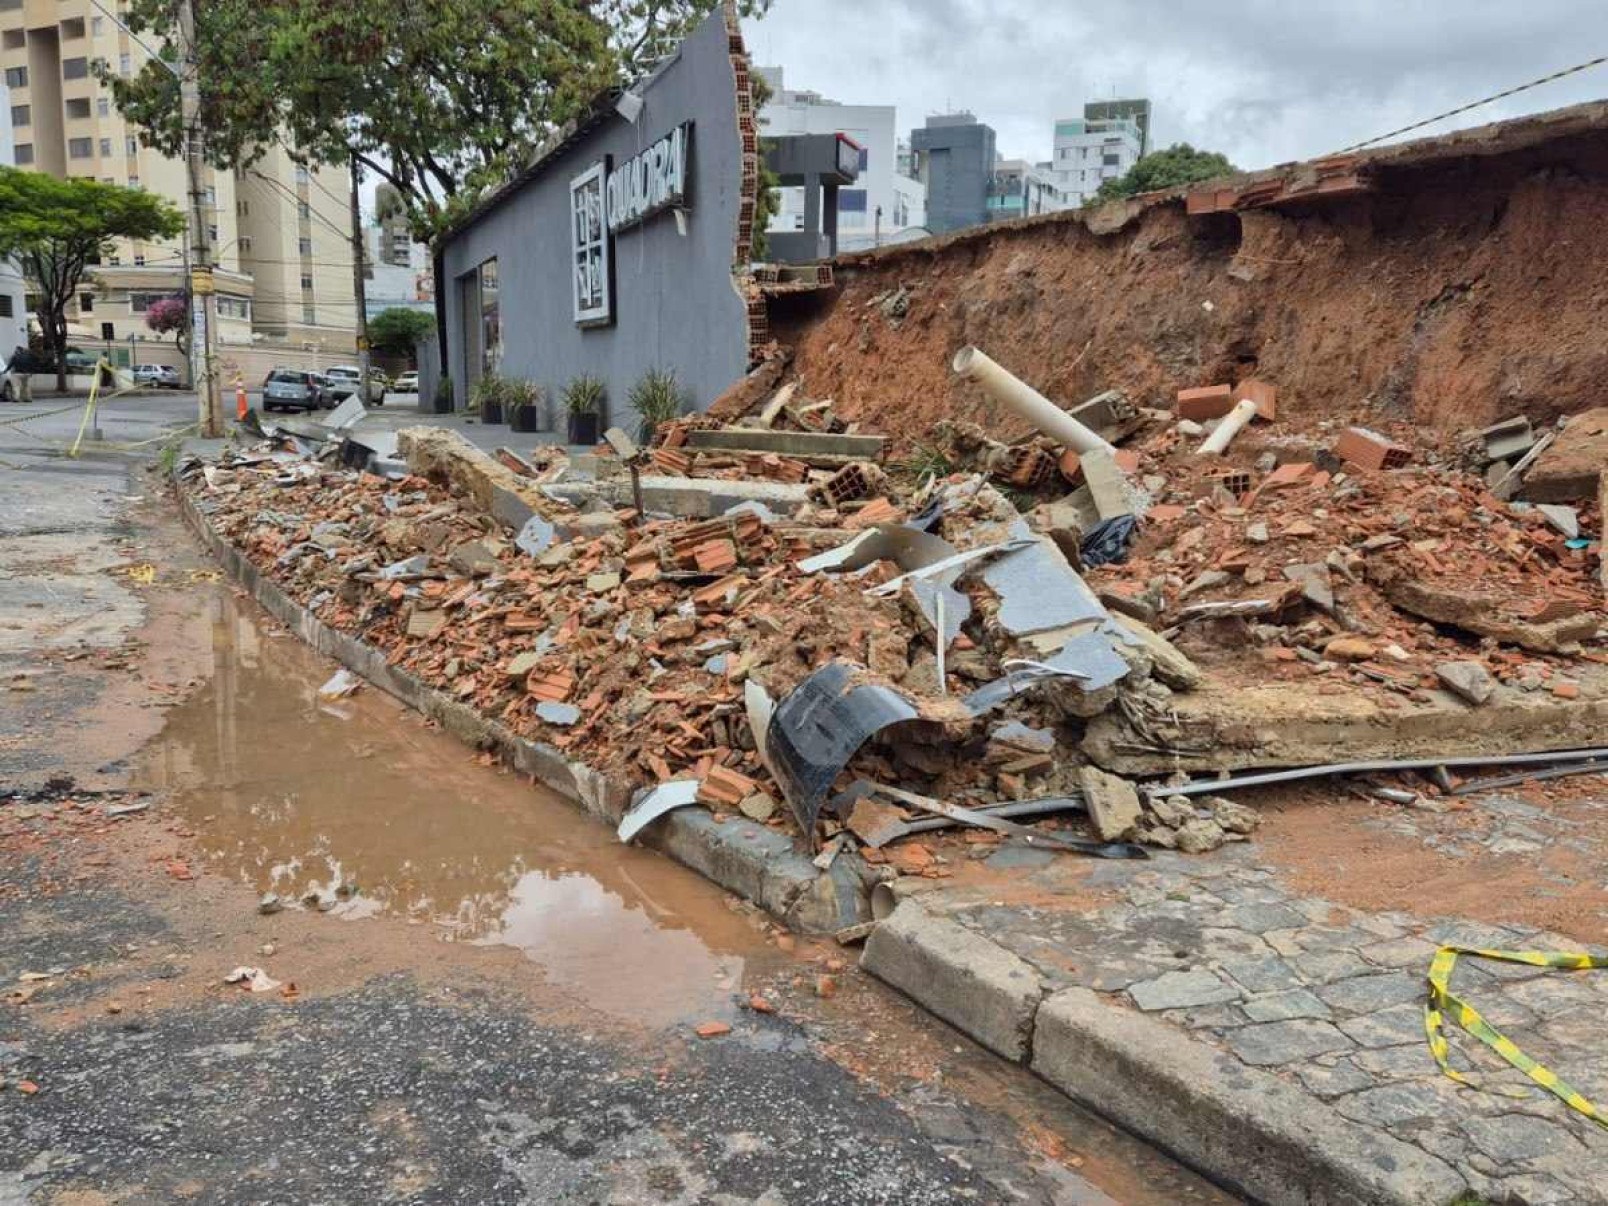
951,346,1115,456
1197,398,1258,456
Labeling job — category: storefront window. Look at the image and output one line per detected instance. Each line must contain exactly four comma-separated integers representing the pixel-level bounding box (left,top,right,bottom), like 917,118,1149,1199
479,259,501,376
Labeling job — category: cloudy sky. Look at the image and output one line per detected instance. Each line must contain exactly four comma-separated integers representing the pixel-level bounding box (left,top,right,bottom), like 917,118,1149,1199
742,1,1608,170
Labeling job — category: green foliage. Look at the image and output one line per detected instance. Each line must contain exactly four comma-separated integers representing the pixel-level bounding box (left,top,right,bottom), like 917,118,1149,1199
435,376,453,406
1092,143,1237,204
107,0,771,244
563,373,607,415
157,439,181,476
896,443,954,482
629,368,688,431
469,372,544,416
0,169,183,386
368,307,436,359
504,377,545,415
468,372,506,414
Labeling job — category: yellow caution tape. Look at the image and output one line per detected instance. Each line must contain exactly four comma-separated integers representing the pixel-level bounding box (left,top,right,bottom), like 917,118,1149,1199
122,564,157,585
1426,946,1608,1128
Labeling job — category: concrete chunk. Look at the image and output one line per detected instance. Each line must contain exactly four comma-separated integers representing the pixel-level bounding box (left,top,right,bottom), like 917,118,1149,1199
1435,660,1495,706
862,902,1042,1062
1110,613,1203,690
1078,447,1133,520
1076,765,1141,841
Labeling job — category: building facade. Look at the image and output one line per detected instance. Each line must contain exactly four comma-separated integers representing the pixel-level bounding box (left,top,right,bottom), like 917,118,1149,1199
0,0,355,373
908,113,996,234
437,7,762,424
986,158,1069,221
1084,98,1151,156
755,68,925,251
1051,104,1147,207
0,81,27,356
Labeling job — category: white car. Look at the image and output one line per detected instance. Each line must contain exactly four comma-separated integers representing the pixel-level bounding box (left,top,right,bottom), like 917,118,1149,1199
393,371,419,394
325,364,387,405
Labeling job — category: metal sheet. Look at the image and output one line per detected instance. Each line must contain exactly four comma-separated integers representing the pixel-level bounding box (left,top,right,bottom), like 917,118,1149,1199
765,660,921,847
798,524,956,575
961,632,1130,714
981,521,1109,637
867,538,1034,598
617,779,701,843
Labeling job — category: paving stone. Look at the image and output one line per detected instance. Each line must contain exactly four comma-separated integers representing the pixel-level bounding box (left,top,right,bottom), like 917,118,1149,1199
1223,1019,1354,1066
1218,955,1304,995
1291,950,1373,985
1489,1173,1574,1205
1316,971,1424,1015
1335,1081,1457,1127
1222,902,1308,934
1289,897,1343,922
1294,1058,1376,1099
1242,988,1331,1023
1338,1003,1429,1049
1290,925,1380,952
1350,1042,1445,1081
1357,935,1439,969
1161,1002,1247,1031
1462,1113,1587,1162
984,845,1056,870
1425,920,1524,949
1128,968,1241,1012
1192,926,1273,961
1261,928,1304,957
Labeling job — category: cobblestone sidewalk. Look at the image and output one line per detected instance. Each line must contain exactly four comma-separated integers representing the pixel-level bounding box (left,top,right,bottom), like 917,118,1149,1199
926,818,1608,1205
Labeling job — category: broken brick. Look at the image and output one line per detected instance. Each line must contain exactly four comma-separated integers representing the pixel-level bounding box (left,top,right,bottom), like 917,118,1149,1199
1335,426,1411,472
527,670,576,703
1234,378,1277,421
1176,384,1235,421
697,765,759,808
844,497,900,530
652,447,693,476
1262,462,1314,489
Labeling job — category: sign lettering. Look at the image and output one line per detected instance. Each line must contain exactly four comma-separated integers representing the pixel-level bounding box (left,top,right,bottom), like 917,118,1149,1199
606,123,690,233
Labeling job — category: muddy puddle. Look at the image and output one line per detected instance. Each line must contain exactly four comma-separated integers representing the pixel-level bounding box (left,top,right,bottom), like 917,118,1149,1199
136,589,782,1029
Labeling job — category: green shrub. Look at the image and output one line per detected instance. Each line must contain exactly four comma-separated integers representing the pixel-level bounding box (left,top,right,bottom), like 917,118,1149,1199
435,376,452,404
468,372,505,413
628,368,688,432
504,377,545,414
563,373,606,415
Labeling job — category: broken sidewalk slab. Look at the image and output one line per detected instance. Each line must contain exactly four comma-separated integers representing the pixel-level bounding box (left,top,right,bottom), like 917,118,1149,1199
685,427,887,461
321,396,368,431
960,633,1132,714
1372,568,1596,653
765,660,921,848
617,779,702,843
981,521,1110,638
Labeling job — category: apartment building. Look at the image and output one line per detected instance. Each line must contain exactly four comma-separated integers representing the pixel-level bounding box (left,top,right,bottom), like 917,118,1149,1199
0,82,27,354
1051,101,1148,207
986,158,1069,221
0,0,354,371
908,113,996,234
756,67,926,251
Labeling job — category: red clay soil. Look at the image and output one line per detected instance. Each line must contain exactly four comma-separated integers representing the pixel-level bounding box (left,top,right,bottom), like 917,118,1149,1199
771,115,1608,450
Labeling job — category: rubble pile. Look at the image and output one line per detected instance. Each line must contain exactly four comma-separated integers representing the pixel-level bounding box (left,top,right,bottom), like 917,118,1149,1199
183,351,1608,871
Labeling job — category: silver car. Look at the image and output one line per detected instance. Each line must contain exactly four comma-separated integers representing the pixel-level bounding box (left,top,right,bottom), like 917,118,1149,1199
262,368,330,412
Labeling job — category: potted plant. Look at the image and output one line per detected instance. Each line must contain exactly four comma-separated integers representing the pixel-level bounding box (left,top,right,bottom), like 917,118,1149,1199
471,373,506,425
563,373,606,445
508,378,547,434
628,368,688,444
430,376,453,414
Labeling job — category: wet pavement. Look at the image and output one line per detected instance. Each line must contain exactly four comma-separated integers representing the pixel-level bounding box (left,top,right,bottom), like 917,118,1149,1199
0,483,1237,1205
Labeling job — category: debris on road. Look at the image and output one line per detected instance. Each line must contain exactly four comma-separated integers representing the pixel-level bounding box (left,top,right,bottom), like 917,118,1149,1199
223,966,281,993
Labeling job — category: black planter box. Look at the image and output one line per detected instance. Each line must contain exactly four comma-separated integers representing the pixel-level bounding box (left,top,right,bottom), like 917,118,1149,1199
568,411,600,445
480,399,504,425
509,404,541,433
428,388,454,414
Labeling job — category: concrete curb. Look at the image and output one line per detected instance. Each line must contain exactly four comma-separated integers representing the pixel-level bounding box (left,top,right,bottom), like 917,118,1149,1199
173,485,870,936
863,901,1467,1206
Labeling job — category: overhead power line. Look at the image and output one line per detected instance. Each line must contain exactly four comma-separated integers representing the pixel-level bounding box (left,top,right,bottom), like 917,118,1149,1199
1337,53,1608,154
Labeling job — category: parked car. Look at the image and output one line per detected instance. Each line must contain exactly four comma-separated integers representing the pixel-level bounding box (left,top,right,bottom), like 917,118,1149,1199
393,370,419,394
63,349,99,373
262,368,330,412
132,363,182,389
324,364,387,405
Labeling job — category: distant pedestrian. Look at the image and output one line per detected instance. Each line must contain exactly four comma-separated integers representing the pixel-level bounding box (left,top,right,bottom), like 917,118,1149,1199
3,346,32,403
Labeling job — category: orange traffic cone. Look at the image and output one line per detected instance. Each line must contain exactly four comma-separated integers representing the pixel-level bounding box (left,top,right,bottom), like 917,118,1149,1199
236,383,248,421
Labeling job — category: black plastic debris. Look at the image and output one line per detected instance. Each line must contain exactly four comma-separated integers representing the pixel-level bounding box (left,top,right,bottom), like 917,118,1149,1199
1080,514,1139,568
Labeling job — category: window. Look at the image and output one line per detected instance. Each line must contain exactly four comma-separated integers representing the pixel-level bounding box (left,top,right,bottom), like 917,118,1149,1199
62,57,88,80
108,254,120,266
236,200,248,216
125,136,137,155
68,137,93,158
239,235,252,253
1,29,22,49
13,143,32,164
203,185,215,206
218,297,250,320
300,274,313,290
98,137,112,156
0,294,12,318
298,237,311,255
65,97,90,118
297,201,310,220
129,292,152,313
118,53,130,76
96,97,110,117
10,104,27,127
301,303,316,325
1101,153,1120,167
0,0,18,9
91,15,105,35
207,223,217,242
60,17,85,38
133,253,144,266
838,188,867,212
5,66,27,88
79,292,94,313
100,322,115,341
102,177,114,185
127,174,139,188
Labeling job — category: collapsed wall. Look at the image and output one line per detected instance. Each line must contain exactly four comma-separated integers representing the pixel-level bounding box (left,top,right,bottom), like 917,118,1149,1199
771,101,1608,445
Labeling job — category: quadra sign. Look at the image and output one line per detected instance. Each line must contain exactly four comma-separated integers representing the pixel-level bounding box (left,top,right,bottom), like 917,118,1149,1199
606,123,690,233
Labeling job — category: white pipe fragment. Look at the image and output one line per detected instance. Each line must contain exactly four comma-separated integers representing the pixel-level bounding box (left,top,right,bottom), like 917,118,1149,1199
1197,398,1258,456
951,346,1115,456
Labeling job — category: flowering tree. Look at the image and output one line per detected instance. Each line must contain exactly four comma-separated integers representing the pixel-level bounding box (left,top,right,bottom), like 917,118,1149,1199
145,293,188,359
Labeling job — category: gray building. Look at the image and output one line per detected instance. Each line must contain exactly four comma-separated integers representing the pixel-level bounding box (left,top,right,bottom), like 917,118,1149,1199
908,113,997,234
435,8,762,427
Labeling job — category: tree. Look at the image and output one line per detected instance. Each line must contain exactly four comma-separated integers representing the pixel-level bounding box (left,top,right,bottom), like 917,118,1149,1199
145,293,189,360
368,307,436,363
0,168,184,391
1093,144,1238,205
107,0,770,244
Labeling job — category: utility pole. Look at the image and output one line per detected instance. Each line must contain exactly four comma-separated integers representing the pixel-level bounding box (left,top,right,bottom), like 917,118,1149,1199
175,0,221,436
348,150,371,396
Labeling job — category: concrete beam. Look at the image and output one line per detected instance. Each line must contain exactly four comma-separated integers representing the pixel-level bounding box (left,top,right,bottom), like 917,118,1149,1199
686,428,887,460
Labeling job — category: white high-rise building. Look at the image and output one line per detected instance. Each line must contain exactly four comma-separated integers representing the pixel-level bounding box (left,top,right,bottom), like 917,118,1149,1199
0,82,26,356
1051,112,1144,207
756,67,925,250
